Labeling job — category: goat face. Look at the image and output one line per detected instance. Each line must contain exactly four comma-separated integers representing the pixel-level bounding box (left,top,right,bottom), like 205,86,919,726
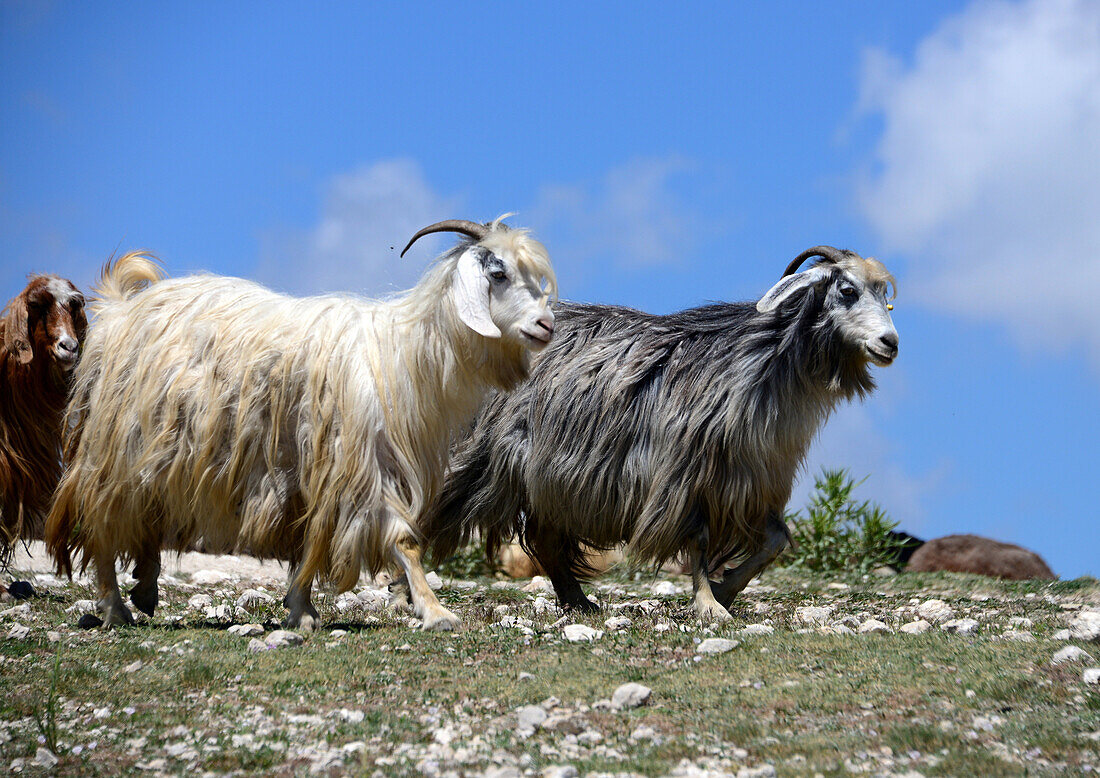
821,265,898,366
17,277,86,372
453,243,555,351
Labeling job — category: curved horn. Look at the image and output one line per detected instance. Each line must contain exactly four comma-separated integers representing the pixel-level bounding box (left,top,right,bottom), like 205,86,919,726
400,219,492,258
782,245,848,278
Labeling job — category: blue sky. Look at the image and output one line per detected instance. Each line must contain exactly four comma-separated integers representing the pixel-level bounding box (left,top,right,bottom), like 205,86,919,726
3,0,1096,577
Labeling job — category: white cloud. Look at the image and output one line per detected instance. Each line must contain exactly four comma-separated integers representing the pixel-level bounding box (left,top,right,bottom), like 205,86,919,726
857,0,1100,364
257,159,461,296
530,156,703,268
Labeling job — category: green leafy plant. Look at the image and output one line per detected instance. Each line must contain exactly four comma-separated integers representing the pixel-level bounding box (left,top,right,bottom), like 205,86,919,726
31,647,64,756
784,468,907,574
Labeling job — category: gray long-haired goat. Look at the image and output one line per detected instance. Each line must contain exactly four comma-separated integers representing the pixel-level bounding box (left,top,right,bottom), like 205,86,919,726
423,246,898,620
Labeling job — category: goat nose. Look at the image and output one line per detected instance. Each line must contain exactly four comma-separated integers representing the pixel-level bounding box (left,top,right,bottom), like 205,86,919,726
536,314,555,335
878,332,899,352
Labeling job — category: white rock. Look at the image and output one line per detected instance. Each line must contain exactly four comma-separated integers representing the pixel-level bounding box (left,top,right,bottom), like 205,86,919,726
917,599,954,623
516,704,548,733
191,569,232,585
483,768,522,778
0,604,30,620
522,576,554,594
737,766,777,778
204,604,232,621
424,571,443,591
65,599,97,614
697,637,739,654
1069,610,1100,642
611,682,652,710
826,582,850,590
941,618,979,635
123,660,143,673
1051,629,1072,640
858,619,892,634
651,581,679,596
356,588,390,609
795,606,832,625
1084,668,1100,685
34,747,58,770
235,589,275,609
5,623,29,640
265,630,305,648
604,616,632,630
900,619,931,634
1002,630,1035,642
47,631,62,643
518,672,535,681
740,624,774,636
247,638,269,653
562,624,602,642
228,623,264,637
541,766,578,778
1009,616,1033,629
187,594,214,610
1052,645,1094,665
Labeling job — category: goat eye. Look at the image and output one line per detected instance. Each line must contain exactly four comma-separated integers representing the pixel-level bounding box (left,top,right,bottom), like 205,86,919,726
490,270,508,283
840,285,858,298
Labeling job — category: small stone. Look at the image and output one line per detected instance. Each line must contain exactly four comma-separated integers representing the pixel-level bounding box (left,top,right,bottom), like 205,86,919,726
541,766,578,778
795,606,832,625
247,638,269,653
611,682,652,710
1069,610,1100,642
917,599,954,623
522,576,554,594
5,623,29,640
1002,630,1035,642
651,580,679,596
77,613,103,629
1083,668,1100,685
228,623,264,637
858,619,892,634
7,581,35,600
871,566,897,578
65,599,97,614
187,594,214,610
826,582,850,590
697,637,739,654
191,569,231,585
740,624,774,636
47,631,61,643
204,604,232,621
562,624,602,642
737,766,777,778
424,571,443,590
518,672,535,681
1051,629,1072,640
631,724,658,741
941,618,979,635
900,619,931,634
1009,617,1033,629
265,630,305,648
123,660,143,673
604,616,632,630
1052,645,1094,665
516,704,548,733
236,589,275,609
34,747,58,769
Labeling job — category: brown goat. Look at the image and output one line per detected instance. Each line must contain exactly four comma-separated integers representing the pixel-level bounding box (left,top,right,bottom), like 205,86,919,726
0,275,86,577
906,534,1056,581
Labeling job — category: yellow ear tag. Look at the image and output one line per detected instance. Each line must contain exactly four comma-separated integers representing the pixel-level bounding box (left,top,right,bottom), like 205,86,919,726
887,304,894,311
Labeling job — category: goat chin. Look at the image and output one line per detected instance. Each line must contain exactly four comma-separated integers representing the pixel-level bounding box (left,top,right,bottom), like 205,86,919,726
46,223,556,631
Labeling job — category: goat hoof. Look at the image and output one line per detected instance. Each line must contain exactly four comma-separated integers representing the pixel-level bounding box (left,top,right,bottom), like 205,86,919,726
422,609,460,631
284,613,319,633
130,591,158,617
100,607,136,629
564,598,599,614
695,601,734,622
78,613,104,629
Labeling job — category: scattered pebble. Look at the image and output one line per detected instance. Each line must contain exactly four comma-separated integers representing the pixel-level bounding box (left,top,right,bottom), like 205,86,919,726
941,618,979,635
1069,610,1100,642
858,619,891,634
604,616,632,630
5,623,29,640
1052,645,1094,665
265,630,305,648
900,619,931,634
611,682,652,710
697,637,739,654
917,599,954,623
562,624,602,642
1083,668,1100,685
191,569,232,585
795,606,832,625
228,623,264,637
123,660,144,673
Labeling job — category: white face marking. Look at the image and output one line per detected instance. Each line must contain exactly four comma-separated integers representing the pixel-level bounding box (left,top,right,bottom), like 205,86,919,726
829,271,898,365
46,277,79,306
483,249,555,351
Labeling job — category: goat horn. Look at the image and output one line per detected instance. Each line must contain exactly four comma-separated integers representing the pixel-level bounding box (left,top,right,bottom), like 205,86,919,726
782,245,848,278
400,220,492,258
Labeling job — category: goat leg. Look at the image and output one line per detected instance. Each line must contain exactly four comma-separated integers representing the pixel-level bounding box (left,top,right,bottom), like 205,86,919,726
283,564,321,632
713,512,790,608
392,531,459,631
94,547,135,628
129,550,161,617
690,528,733,622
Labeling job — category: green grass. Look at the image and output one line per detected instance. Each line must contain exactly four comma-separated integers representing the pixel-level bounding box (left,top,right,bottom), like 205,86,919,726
0,567,1097,776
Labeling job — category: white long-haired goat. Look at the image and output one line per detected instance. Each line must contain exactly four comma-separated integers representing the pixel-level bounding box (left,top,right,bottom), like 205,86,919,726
46,217,556,631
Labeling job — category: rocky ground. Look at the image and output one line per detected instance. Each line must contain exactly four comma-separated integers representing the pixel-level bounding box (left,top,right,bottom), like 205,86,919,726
1,542,1098,777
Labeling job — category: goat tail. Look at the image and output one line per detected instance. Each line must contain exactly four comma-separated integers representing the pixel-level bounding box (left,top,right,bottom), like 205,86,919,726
93,250,162,311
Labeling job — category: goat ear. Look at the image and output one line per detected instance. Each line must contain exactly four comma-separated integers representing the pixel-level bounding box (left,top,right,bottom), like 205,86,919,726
453,247,501,338
1,297,33,364
756,266,830,314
